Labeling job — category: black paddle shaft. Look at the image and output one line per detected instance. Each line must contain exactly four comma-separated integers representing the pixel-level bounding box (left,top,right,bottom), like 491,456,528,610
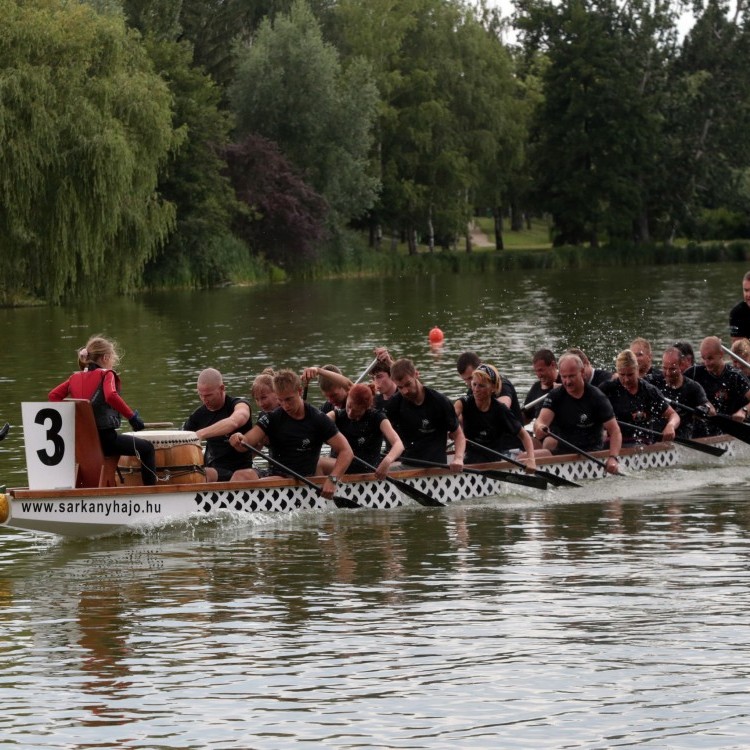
241,441,360,509
615,420,726,457
464,438,580,488
352,456,445,507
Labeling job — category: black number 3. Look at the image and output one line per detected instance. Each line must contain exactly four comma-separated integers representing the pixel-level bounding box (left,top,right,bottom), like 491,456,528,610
35,408,65,466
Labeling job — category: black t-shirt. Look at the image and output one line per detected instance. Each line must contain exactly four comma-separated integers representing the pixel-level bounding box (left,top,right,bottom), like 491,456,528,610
599,378,669,443
590,368,613,388
730,300,750,339
657,377,708,438
462,376,522,421
332,407,386,470
183,395,253,472
385,386,459,463
257,402,339,476
644,367,665,388
523,380,559,420
501,377,523,421
689,364,750,415
462,396,523,462
542,383,615,452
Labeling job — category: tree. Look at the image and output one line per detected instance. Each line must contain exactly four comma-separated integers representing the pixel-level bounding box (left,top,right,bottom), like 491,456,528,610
661,0,750,236
229,0,379,227
224,135,329,267
517,0,679,246
138,36,240,286
0,0,177,303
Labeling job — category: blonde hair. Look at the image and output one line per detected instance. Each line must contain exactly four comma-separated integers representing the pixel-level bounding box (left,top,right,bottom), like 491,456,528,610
731,338,750,362
472,363,502,396
251,368,275,399
615,349,638,372
273,369,302,393
80,335,119,369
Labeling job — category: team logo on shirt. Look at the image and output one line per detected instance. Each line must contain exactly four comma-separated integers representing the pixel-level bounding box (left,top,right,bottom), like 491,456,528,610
300,438,311,451
419,418,433,434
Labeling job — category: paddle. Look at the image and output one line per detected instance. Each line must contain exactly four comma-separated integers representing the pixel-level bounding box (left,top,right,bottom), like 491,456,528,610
464,438,581,488
352,456,445,507
523,390,554,412
664,399,750,444
0,422,9,441
722,344,750,371
401,456,548,490
354,357,380,385
540,427,621,475
241,441,361,509
615,420,726,457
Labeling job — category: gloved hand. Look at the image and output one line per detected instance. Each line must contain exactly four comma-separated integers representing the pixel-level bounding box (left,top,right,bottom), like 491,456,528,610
128,410,145,431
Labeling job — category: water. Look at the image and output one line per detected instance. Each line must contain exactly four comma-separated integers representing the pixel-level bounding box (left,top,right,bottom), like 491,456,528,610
2,262,750,747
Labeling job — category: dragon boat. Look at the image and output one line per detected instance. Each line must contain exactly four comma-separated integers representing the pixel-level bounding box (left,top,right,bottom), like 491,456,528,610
0,400,741,539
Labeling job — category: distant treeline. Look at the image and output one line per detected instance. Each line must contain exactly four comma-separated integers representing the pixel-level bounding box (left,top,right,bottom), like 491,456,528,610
2,0,749,304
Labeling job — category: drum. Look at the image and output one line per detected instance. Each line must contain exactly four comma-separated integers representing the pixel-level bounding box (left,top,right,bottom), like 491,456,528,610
117,430,205,486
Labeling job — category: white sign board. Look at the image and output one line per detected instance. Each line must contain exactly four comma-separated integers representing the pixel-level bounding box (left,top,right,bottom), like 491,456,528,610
22,402,76,489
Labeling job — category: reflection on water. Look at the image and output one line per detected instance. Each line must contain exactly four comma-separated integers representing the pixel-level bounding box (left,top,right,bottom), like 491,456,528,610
3,488,750,747
2,263,750,747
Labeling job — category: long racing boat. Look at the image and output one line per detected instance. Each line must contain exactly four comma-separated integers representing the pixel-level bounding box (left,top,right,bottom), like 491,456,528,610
0,400,740,538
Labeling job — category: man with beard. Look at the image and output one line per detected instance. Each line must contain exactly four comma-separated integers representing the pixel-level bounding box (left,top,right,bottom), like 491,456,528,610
387,358,465,469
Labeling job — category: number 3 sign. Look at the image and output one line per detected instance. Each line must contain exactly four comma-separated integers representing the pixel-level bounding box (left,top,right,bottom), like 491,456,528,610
22,402,76,489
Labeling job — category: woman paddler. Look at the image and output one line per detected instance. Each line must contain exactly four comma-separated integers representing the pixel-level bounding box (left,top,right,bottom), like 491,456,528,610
321,383,404,479
599,349,680,445
455,363,541,469
48,335,157,485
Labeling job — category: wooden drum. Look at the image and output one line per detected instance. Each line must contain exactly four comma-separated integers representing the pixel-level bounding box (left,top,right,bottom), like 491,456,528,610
118,430,205,486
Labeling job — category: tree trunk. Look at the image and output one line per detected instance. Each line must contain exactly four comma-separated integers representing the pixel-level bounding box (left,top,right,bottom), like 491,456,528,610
407,225,418,255
510,198,523,231
466,224,473,254
427,206,435,253
493,206,504,250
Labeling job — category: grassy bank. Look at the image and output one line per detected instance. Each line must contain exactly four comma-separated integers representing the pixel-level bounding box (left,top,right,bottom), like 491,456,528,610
292,225,750,281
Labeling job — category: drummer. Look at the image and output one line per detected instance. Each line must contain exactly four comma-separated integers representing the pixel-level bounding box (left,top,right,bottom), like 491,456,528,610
183,368,254,482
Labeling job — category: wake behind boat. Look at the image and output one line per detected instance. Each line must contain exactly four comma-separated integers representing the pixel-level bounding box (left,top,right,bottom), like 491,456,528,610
0,398,739,538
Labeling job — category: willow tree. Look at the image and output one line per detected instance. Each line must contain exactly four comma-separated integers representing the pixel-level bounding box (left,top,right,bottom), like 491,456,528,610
0,0,178,303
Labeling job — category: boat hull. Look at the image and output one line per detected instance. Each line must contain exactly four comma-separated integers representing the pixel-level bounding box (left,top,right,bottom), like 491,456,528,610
0,435,738,538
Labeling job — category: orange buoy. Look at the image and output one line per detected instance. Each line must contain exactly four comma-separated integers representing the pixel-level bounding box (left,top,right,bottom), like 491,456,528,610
428,326,444,344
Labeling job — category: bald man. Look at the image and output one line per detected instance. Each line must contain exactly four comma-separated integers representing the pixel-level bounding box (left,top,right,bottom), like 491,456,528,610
183,368,254,481
689,337,750,435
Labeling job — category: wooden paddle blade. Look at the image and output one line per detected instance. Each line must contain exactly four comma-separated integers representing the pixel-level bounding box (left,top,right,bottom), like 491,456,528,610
391,478,445,507
708,414,750,444
674,437,726,457
474,469,548,490
535,469,581,488
332,495,361,509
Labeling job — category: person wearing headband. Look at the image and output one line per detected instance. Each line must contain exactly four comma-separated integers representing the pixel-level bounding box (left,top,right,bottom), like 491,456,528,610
457,363,543,468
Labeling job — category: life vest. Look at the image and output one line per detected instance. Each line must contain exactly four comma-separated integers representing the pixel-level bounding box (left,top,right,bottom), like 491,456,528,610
70,368,123,430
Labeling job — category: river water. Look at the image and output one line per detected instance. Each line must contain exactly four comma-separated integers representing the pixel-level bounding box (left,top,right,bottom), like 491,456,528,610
2,262,750,748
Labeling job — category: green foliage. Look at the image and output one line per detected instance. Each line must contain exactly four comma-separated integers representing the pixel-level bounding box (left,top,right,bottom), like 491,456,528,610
660,2,750,235
138,34,240,287
0,0,178,304
229,0,379,226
